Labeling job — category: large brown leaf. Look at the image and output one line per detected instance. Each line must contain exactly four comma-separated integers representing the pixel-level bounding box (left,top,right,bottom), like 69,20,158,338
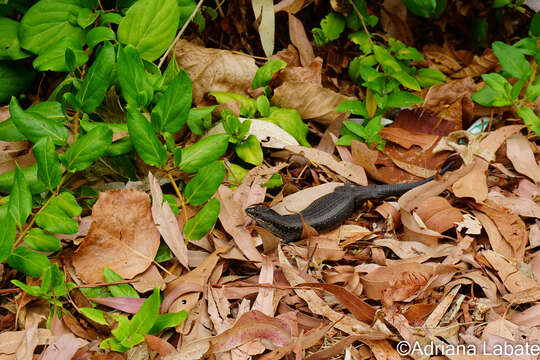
72,190,160,283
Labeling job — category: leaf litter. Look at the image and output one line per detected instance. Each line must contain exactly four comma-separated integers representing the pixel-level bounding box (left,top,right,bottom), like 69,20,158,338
2,2,540,360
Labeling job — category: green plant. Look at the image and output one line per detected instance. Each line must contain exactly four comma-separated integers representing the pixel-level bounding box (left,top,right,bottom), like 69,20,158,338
471,19,540,135
401,0,446,18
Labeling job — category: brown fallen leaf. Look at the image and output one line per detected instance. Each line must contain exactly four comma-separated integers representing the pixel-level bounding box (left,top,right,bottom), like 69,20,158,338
420,44,463,74
41,334,88,360
144,334,176,357
72,189,160,283
452,49,499,78
380,0,413,45
175,40,258,104
480,250,537,294
272,81,353,125
288,13,315,67
277,57,322,85
415,196,463,233
506,133,540,183
130,265,165,293
378,127,439,150
473,211,512,258
285,145,367,185
149,172,188,269
487,188,540,218
0,329,54,355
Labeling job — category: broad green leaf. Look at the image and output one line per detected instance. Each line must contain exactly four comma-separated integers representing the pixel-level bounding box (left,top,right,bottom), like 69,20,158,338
320,12,345,42
117,0,180,61
373,45,401,72
151,70,192,133
77,7,99,29
349,31,372,54
80,119,128,134
184,198,220,240
0,61,35,103
531,11,540,37
117,45,154,107
401,0,438,18
179,134,229,173
12,280,44,297
482,73,511,96
8,247,49,278
119,288,160,347
415,68,446,87
60,127,113,172
262,173,283,188
33,137,63,191
100,13,123,25
343,121,367,139
80,308,108,325
336,100,369,118
0,164,46,195
517,106,540,136
185,161,226,206
210,91,257,117
50,192,82,217
19,0,86,56
471,18,488,50
76,42,115,113
492,0,510,8
149,311,188,334
391,71,421,91
187,106,216,135
252,59,287,89
87,26,116,50
0,215,16,262
526,84,540,101
492,41,531,80
32,37,88,72
126,107,167,168
0,17,30,60
103,267,139,298
396,46,423,61
256,95,271,117
261,108,309,147
472,86,513,107
162,55,180,87
235,135,263,166
24,228,61,252
228,163,248,186
387,91,424,108
8,165,32,227
9,97,68,145
35,204,79,234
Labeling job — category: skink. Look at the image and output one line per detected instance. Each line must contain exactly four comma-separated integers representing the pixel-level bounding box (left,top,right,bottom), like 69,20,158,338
246,163,452,243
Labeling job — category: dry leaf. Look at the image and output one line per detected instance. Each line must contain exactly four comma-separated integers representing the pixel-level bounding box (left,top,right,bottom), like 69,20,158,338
452,49,498,78
175,40,258,104
288,13,315,66
41,334,88,360
72,189,160,283
149,172,189,269
481,250,537,294
380,0,413,44
272,81,353,125
506,133,540,183
415,196,463,233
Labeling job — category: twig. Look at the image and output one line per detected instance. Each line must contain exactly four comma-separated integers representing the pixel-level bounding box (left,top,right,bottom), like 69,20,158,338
347,0,373,46
158,0,205,69
167,172,189,225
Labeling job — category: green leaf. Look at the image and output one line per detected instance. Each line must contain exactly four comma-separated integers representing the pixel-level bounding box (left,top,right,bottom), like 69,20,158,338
117,45,154,107
149,310,188,334
396,46,423,61
126,107,167,168
517,106,540,136
103,267,139,298
387,91,424,107
256,96,271,117
75,42,115,113
151,70,192,133
32,37,88,72
8,247,49,278
526,84,540,101
320,12,345,42
0,61,35,103
8,165,32,227
482,73,511,96
391,71,421,91
184,198,220,240
77,7,99,29
492,0,510,8
348,31,372,54
35,204,79,234
336,100,369,118
59,127,113,172
531,11,540,37
19,0,86,56
0,17,30,60
492,41,531,80
12,279,44,297
50,192,81,217
0,215,16,262
261,108,310,147
415,68,446,87
472,86,513,107
24,228,61,252
401,0,437,18
187,106,216,135
117,0,180,61
0,164,46,195
120,288,160,347
210,91,257,117
235,135,263,165
179,134,229,173
80,308,108,325
373,45,401,72
9,97,68,146
343,120,367,139
185,161,226,206
32,137,63,191
86,26,116,50
252,59,287,89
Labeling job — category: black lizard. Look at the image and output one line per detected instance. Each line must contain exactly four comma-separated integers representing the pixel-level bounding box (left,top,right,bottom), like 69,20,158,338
245,162,453,243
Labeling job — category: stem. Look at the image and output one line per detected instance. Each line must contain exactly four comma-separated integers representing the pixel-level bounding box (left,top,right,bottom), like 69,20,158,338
347,0,373,46
13,174,67,248
167,172,189,225
73,111,80,141
157,0,205,69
